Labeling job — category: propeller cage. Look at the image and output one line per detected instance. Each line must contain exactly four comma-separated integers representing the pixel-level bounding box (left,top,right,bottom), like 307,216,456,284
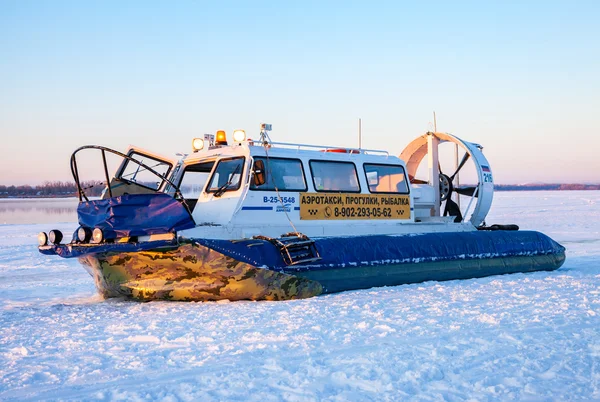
399,132,494,227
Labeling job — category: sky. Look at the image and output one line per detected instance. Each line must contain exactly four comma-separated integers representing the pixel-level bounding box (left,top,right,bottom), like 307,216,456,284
1,0,599,186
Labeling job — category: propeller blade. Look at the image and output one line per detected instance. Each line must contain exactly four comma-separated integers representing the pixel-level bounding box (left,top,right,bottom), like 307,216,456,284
410,178,429,184
450,152,470,180
455,186,478,197
443,198,463,222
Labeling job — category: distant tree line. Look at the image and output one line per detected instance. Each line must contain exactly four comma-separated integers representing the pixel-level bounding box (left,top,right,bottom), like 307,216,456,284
495,183,600,191
1,181,599,198
0,180,105,198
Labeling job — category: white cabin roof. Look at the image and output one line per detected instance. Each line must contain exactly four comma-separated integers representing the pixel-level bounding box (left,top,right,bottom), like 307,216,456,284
182,140,404,167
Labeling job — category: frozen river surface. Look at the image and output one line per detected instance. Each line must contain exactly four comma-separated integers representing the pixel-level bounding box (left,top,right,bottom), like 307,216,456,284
0,192,599,401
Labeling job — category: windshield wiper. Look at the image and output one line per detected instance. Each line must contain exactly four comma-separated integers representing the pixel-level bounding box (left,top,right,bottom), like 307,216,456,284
213,164,241,197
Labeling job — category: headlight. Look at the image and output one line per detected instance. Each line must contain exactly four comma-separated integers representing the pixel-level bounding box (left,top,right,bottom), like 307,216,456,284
233,129,246,142
192,138,204,152
92,228,104,244
38,232,48,246
48,230,63,245
77,227,92,243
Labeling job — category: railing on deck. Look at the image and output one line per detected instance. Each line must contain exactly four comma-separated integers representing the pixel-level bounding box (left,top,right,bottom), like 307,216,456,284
255,141,390,157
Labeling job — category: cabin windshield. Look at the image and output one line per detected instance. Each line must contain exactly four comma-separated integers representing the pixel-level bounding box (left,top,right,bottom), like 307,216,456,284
206,157,245,194
177,161,216,211
364,163,409,194
118,151,173,191
250,157,307,192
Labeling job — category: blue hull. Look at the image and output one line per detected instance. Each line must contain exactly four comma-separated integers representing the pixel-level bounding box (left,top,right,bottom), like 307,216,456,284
40,230,565,298
196,230,566,293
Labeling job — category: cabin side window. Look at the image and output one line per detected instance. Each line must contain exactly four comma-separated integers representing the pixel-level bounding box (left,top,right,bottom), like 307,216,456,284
178,161,215,204
309,161,361,192
206,157,245,194
118,152,173,190
364,163,409,194
250,157,307,192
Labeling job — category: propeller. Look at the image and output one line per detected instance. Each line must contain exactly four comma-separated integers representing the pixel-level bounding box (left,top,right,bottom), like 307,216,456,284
443,152,479,198
409,148,480,219
450,152,470,181
439,151,480,220
449,152,478,197
455,186,478,197
444,198,463,222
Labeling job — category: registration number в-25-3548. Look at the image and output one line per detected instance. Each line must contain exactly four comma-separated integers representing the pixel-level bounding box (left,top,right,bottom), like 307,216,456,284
263,196,296,204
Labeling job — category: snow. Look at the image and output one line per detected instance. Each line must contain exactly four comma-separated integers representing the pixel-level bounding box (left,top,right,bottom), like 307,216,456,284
1,191,599,401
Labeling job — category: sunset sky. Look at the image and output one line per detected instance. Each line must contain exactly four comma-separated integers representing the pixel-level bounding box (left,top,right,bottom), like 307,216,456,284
1,1,599,185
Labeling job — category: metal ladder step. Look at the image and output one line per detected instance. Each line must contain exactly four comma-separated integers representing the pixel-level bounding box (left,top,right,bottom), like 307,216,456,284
253,233,321,266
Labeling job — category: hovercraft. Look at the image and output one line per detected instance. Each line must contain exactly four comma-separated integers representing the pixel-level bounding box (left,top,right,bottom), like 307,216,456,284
38,125,565,301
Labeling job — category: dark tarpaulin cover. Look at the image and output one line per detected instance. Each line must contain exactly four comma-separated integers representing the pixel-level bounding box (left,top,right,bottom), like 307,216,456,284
194,230,565,271
77,193,195,238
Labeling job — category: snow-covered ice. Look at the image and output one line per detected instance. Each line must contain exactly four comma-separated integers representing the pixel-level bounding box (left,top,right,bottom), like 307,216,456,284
1,191,599,401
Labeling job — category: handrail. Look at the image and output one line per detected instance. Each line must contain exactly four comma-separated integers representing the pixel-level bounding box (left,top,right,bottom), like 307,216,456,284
70,145,183,202
253,141,389,156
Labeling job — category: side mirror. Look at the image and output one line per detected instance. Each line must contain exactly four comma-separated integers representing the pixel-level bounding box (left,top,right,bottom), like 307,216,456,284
252,160,266,186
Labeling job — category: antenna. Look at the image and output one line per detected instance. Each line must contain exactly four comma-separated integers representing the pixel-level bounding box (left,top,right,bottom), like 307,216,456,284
433,111,437,133
358,118,362,149
259,123,272,144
